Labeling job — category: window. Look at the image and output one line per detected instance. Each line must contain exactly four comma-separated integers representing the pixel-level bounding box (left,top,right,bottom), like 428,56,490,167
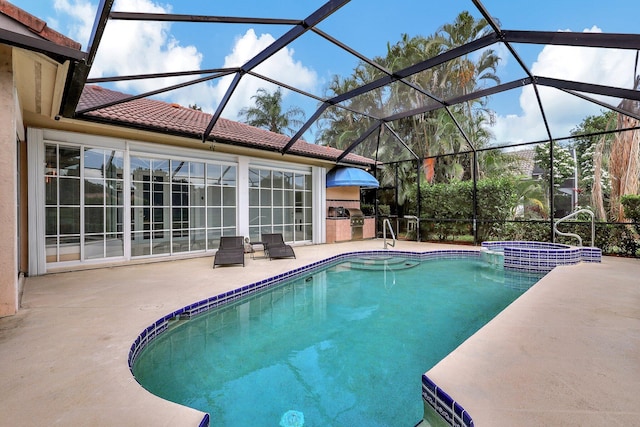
206,163,237,250
130,156,170,256
83,148,124,259
44,144,124,262
130,156,237,257
37,132,319,269
249,167,312,243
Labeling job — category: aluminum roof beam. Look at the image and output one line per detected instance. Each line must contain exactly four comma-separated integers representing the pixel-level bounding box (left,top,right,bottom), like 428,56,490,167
383,123,420,161
76,70,236,115
60,0,114,117
536,76,640,101
281,32,499,154
336,120,381,163
502,30,640,50
109,12,301,26
562,89,640,122
201,0,349,142
86,67,238,84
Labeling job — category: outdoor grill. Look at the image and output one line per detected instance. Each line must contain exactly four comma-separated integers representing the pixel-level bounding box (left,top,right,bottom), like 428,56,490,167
345,208,364,240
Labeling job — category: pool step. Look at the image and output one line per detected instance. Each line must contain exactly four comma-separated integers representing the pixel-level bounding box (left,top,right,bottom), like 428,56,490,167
342,257,419,271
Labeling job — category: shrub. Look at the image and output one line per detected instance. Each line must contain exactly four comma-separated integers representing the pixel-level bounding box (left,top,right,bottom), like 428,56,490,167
621,194,640,223
378,204,391,216
360,203,374,216
419,177,517,241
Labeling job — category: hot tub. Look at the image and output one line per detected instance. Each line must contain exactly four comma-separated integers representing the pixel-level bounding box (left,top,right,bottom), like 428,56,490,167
481,241,602,272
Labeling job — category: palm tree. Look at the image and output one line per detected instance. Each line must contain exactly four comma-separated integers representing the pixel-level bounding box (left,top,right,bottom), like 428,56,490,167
239,87,306,136
316,11,502,184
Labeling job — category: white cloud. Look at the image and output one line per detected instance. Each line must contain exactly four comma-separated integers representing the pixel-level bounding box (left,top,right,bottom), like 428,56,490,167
53,1,318,120
88,0,204,96
492,26,637,145
53,0,96,48
197,29,318,119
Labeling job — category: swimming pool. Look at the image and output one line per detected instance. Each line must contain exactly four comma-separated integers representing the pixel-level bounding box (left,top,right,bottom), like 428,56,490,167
131,251,545,426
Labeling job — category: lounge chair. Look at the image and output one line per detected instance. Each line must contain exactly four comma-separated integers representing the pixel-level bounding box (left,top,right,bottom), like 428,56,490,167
213,236,245,268
261,233,296,260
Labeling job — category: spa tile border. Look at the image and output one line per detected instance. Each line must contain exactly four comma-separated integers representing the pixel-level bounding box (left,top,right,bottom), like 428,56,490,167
482,241,602,272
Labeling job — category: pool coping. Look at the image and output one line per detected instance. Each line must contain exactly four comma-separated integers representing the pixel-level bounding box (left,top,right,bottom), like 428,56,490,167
2,241,639,426
423,256,640,426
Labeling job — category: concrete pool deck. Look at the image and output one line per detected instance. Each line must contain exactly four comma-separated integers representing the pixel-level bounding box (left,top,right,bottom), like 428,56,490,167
0,240,638,426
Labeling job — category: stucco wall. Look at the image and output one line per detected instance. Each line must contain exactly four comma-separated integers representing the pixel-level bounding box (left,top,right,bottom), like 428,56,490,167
326,186,359,203
0,44,18,316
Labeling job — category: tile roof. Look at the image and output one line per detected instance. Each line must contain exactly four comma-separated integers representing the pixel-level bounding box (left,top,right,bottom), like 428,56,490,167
510,148,544,178
77,85,375,166
0,1,81,49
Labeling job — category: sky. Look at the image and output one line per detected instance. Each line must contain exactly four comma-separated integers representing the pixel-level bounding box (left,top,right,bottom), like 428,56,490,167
9,0,640,146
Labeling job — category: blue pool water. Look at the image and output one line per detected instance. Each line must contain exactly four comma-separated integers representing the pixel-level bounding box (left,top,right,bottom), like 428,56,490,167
132,256,545,426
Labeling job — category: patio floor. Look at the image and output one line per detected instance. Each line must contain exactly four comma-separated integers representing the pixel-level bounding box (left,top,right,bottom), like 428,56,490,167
0,240,638,426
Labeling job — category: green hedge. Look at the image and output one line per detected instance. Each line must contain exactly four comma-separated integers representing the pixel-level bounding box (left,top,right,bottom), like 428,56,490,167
501,221,638,257
398,178,639,256
621,194,640,223
418,177,516,241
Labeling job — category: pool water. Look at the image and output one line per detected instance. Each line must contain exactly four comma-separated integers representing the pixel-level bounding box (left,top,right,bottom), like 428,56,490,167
133,256,545,426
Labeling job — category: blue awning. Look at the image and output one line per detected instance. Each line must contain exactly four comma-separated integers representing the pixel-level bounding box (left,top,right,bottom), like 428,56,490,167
326,167,379,188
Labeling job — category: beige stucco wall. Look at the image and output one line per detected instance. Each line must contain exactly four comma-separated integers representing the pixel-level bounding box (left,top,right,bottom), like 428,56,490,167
0,44,18,316
326,186,360,202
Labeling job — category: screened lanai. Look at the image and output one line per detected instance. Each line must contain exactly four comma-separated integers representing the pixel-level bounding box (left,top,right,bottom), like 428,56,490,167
8,0,640,253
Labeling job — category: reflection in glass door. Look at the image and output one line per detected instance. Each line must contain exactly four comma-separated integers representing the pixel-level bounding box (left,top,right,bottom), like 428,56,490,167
44,143,239,264
44,143,124,263
83,148,124,259
130,156,237,257
248,167,312,243
130,156,171,256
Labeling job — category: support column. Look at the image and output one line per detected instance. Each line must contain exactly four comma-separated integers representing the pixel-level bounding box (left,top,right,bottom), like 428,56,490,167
0,44,19,316
236,156,249,239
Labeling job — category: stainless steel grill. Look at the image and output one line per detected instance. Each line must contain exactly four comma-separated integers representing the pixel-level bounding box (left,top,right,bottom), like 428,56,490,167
346,208,364,240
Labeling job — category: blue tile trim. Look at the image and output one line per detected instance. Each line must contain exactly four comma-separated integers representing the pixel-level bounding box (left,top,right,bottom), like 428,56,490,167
422,374,474,427
128,249,481,370
127,249,481,423
481,241,601,272
198,414,209,427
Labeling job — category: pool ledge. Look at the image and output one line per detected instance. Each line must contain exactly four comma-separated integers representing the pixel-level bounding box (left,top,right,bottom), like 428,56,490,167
423,257,640,426
3,241,637,427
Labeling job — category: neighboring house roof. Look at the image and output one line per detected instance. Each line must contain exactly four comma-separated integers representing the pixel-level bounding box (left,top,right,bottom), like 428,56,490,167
77,85,375,166
511,149,544,178
0,1,81,50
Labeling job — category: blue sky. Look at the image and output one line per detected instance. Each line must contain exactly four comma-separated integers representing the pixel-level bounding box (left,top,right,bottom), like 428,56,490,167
9,0,640,145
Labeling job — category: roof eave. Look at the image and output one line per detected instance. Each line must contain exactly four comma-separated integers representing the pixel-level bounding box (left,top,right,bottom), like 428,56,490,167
74,114,374,167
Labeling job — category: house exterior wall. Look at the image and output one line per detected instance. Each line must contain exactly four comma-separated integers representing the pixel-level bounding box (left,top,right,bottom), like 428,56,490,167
26,127,327,276
325,185,376,242
326,186,360,210
0,44,18,316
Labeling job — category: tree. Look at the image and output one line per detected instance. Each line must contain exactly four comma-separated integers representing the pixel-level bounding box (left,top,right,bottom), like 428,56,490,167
534,141,576,217
534,141,576,189
316,11,502,185
239,88,306,136
315,12,504,219
570,111,616,212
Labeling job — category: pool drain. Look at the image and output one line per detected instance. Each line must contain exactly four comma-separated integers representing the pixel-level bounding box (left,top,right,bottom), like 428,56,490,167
279,410,304,427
